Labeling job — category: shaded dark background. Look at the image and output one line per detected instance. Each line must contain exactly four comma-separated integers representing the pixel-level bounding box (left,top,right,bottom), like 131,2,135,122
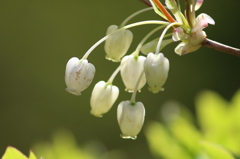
0,0,239,158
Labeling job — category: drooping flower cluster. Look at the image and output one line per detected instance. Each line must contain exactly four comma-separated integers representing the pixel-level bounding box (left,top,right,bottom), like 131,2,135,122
64,0,214,139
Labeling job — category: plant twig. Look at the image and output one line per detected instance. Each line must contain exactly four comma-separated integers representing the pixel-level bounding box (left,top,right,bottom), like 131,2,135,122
202,38,240,57
152,0,176,23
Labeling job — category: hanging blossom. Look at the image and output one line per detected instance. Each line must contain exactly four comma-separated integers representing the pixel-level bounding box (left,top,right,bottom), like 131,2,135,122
64,0,217,139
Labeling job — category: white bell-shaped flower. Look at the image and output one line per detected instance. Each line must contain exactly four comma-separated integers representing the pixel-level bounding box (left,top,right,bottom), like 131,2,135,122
120,54,146,92
65,57,95,96
144,53,169,93
104,25,133,62
117,100,145,140
90,81,119,117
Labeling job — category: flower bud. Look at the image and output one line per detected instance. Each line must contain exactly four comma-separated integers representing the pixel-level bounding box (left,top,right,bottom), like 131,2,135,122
90,81,119,117
104,25,133,62
117,100,145,139
65,57,95,96
144,53,169,93
175,42,201,55
120,54,146,92
192,13,215,33
172,27,184,41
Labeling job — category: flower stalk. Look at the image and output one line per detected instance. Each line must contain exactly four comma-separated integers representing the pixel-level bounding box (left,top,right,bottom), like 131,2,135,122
202,38,240,57
152,0,176,23
82,20,169,59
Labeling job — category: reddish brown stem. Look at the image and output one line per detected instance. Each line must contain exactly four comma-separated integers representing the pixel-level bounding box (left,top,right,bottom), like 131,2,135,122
202,38,240,57
152,0,176,23
140,0,152,7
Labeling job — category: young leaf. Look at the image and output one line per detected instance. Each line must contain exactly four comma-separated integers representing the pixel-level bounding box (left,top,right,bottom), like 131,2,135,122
29,151,37,159
200,141,235,159
145,121,192,159
169,117,202,156
2,146,28,159
196,91,228,140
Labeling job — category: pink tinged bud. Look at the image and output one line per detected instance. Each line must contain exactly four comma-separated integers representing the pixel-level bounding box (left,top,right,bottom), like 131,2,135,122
192,13,215,33
189,30,205,45
117,100,145,140
65,57,95,96
90,81,119,117
104,25,133,62
144,53,169,93
195,0,204,11
175,42,201,55
172,27,184,41
120,55,146,92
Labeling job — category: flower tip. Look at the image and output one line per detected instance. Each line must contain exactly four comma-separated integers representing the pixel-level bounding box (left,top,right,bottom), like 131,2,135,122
90,110,103,118
65,88,81,96
148,87,162,93
195,0,204,11
206,15,215,25
105,55,121,62
120,134,137,140
198,13,215,26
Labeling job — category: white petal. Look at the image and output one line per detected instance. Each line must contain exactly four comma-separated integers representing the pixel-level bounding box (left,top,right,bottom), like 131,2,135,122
144,53,169,93
195,0,203,11
65,58,95,95
174,42,185,55
189,30,204,45
117,101,145,139
90,81,119,117
181,42,201,54
104,25,133,62
172,27,184,41
192,13,215,33
120,54,146,92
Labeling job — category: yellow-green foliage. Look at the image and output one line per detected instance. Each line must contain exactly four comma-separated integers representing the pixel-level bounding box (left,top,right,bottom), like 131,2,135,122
145,89,240,159
31,130,126,159
1,146,37,159
1,131,127,159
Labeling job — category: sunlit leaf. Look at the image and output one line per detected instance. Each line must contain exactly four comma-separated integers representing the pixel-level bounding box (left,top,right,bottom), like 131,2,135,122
169,117,202,155
196,90,240,156
32,130,98,159
160,101,195,124
230,89,240,123
145,121,192,159
200,141,235,159
1,146,28,159
196,91,229,141
29,151,37,159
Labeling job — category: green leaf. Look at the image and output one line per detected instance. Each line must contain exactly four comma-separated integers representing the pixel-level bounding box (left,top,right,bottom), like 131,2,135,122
148,0,167,20
230,89,240,122
140,38,173,55
29,151,37,159
145,121,192,159
2,146,28,159
200,141,235,159
196,91,229,140
196,90,240,156
169,117,202,155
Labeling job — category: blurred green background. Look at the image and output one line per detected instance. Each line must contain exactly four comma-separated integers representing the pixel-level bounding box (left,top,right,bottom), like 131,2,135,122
0,0,240,158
